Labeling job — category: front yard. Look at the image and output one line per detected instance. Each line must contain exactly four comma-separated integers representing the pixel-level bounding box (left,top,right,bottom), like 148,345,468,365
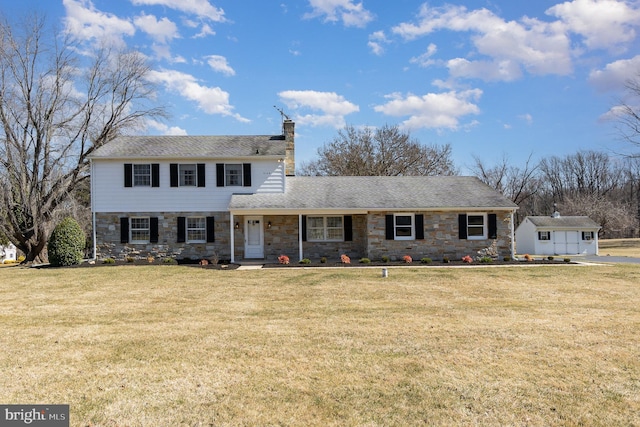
1,264,638,426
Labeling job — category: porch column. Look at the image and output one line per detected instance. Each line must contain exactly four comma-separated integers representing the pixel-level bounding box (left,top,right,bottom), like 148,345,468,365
298,214,304,262
230,213,235,263
510,210,516,258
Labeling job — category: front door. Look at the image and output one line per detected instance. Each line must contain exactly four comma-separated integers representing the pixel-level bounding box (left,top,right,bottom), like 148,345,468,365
244,216,264,259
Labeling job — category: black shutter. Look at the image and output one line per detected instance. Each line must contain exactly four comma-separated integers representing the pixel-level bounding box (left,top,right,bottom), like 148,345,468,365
243,163,252,187
197,164,206,187
301,215,307,242
170,164,179,187
458,214,468,239
344,215,353,241
488,213,497,239
385,214,394,240
206,217,215,243
415,214,424,240
150,217,159,243
124,164,132,187
120,217,129,243
177,217,186,243
151,164,160,187
216,163,224,187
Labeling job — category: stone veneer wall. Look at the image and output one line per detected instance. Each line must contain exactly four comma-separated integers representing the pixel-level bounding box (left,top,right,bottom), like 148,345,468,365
95,212,233,261
366,211,513,261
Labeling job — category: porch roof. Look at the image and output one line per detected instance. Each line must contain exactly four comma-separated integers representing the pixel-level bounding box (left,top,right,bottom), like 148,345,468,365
525,216,601,229
229,176,518,214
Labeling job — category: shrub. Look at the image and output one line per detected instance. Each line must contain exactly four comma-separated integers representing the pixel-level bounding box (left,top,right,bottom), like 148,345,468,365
523,254,533,262
547,256,554,261
503,256,511,262
340,254,351,264
147,256,155,263
278,255,290,265
359,257,371,264
564,257,571,263
300,258,311,264
17,255,25,263
47,217,86,267
402,255,413,263
462,255,473,263
102,257,116,264
442,256,450,263
381,255,390,263
163,257,177,264
320,257,327,264
420,257,432,264
210,252,220,265
479,256,493,263
126,256,135,263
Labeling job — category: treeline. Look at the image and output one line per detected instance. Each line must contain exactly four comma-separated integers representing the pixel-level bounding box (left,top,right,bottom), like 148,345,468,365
472,150,640,238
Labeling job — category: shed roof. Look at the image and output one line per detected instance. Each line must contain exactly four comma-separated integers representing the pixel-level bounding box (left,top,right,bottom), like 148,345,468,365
89,135,286,159
525,216,600,229
229,176,518,213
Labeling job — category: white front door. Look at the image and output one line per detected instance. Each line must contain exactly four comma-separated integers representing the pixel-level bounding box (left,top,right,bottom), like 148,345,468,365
244,216,264,259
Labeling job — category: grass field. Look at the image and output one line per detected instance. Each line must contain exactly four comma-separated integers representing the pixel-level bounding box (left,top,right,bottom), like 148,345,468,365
599,238,640,257
1,264,639,426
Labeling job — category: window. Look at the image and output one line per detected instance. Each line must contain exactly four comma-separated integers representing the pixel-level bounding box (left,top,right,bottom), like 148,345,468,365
130,217,150,243
133,164,151,186
394,214,414,240
307,216,344,241
187,217,206,242
538,231,551,241
467,214,487,240
180,164,197,186
225,164,242,186
582,231,594,241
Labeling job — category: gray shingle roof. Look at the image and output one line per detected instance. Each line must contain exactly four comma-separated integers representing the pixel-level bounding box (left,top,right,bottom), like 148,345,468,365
90,135,286,159
526,216,600,229
230,176,518,212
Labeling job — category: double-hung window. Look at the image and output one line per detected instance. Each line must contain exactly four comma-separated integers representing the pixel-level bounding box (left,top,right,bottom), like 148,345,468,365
133,164,151,186
307,216,344,241
225,164,242,186
130,217,150,243
582,231,594,241
180,164,197,187
466,214,487,239
187,217,206,243
538,231,551,241
394,214,414,240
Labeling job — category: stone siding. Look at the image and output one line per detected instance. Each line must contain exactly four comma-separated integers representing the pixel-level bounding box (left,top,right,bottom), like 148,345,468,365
95,212,232,261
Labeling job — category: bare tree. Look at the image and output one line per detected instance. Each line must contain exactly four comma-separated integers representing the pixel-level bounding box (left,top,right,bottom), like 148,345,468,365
299,124,457,176
616,73,640,153
0,14,166,262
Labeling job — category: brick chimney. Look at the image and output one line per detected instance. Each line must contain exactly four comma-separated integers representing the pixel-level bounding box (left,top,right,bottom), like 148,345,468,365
283,119,295,176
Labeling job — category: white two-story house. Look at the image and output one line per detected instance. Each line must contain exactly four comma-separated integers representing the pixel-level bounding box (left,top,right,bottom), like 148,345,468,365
90,120,519,263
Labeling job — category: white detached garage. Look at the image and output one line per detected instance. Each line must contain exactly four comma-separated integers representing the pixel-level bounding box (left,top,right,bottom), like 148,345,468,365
515,212,601,256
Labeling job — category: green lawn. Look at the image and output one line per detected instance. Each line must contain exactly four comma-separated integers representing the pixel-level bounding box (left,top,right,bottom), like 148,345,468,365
1,264,639,426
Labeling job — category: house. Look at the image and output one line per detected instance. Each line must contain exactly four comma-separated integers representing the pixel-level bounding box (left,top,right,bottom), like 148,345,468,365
89,120,519,263
0,242,17,263
515,212,601,256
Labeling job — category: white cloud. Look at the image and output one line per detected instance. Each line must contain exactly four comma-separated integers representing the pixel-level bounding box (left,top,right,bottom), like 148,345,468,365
391,4,573,81
131,0,226,22
278,90,359,128
146,119,188,135
410,43,438,67
193,23,216,38
205,55,235,76
546,0,640,51
134,13,179,44
147,69,249,122
368,31,388,55
63,0,135,47
589,55,640,91
304,0,374,28
519,113,533,125
373,89,482,130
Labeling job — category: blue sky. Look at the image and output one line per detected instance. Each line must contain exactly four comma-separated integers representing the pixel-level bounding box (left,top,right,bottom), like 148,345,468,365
3,0,640,172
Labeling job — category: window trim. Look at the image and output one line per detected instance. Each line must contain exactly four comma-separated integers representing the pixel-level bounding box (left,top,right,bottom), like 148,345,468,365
394,213,415,241
224,164,243,187
186,217,207,243
306,215,345,242
133,164,151,187
538,231,551,241
130,217,150,244
466,213,487,240
179,164,197,187
582,231,595,241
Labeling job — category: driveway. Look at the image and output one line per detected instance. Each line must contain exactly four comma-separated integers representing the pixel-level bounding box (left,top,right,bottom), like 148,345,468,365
582,255,640,264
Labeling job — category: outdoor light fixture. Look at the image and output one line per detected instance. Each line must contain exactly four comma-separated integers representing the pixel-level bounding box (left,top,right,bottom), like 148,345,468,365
267,221,272,229
235,222,239,229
